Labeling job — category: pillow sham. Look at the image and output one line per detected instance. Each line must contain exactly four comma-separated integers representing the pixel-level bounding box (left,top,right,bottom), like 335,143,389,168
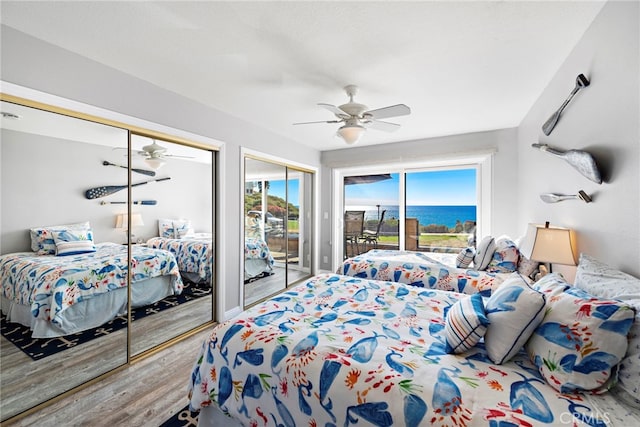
525,286,635,393
455,247,475,268
52,229,96,256
444,293,489,354
473,236,496,271
486,237,519,273
574,253,640,408
532,273,571,296
30,221,93,255
158,219,175,238
517,255,539,279
484,274,545,364
174,219,194,239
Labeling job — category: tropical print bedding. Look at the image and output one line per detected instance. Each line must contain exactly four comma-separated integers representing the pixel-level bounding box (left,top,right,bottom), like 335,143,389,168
0,242,182,327
147,236,213,283
245,237,275,266
188,273,637,426
340,249,517,296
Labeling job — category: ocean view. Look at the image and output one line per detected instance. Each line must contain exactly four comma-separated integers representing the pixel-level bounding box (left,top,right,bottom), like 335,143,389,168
348,205,476,229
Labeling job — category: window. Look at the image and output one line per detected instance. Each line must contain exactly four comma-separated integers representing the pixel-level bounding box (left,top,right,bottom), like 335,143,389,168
334,154,491,264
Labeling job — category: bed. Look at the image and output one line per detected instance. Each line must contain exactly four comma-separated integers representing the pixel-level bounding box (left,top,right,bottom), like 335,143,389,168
188,260,640,426
339,249,525,296
147,233,213,284
244,237,275,281
0,242,183,338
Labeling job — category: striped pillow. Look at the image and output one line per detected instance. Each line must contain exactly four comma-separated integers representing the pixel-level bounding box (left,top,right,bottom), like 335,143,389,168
456,247,476,268
52,229,96,256
444,293,489,354
473,236,496,270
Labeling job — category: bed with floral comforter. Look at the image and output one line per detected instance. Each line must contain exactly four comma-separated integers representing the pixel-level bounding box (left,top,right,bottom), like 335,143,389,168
0,242,183,337
188,273,638,426
244,237,275,280
147,235,213,283
339,250,518,296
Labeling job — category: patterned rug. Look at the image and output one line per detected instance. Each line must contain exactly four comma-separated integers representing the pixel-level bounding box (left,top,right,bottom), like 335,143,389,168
160,405,199,427
0,279,211,361
244,270,274,284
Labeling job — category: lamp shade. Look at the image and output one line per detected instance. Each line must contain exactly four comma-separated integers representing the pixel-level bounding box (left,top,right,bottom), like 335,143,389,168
115,213,144,229
337,124,365,144
519,222,577,266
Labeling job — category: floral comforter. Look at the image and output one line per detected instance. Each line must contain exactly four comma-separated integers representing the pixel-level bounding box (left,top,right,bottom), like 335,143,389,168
0,242,182,326
188,273,632,426
147,236,213,283
245,237,275,265
340,250,516,296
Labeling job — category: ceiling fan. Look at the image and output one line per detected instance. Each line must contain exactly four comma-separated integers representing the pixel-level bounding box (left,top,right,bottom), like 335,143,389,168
294,85,411,144
130,140,194,169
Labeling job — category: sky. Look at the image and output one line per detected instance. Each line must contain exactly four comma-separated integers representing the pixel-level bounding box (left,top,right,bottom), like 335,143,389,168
268,179,299,206
345,169,476,206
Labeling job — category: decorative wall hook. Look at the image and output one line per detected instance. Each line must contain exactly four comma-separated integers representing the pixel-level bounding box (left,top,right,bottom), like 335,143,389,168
532,143,602,184
540,190,592,203
542,73,590,135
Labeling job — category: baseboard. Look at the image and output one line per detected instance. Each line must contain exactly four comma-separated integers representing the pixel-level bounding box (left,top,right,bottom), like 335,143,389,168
223,306,243,321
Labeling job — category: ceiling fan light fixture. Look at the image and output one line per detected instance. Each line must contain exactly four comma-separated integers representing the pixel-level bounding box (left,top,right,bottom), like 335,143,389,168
145,157,166,170
337,124,366,144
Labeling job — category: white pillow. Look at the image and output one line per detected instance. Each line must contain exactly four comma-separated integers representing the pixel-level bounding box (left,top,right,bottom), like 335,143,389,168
444,293,489,354
455,247,475,268
473,236,496,271
158,219,175,238
574,253,640,408
174,219,194,238
52,229,96,256
486,237,519,273
484,274,545,364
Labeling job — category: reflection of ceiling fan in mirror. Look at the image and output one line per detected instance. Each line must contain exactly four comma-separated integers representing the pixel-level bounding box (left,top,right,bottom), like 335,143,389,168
131,140,194,170
294,85,411,144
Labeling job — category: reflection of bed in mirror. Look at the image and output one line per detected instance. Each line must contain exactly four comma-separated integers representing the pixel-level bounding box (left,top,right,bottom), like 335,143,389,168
0,242,183,338
244,237,275,280
147,233,213,285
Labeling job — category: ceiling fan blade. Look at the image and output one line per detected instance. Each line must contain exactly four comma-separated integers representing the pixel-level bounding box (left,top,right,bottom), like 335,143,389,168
293,120,342,125
164,154,195,159
318,103,350,118
363,119,401,132
364,104,411,120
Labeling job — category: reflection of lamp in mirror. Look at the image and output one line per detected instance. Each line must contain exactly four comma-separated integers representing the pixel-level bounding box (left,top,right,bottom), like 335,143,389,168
115,213,144,244
519,221,577,277
144,157,166,170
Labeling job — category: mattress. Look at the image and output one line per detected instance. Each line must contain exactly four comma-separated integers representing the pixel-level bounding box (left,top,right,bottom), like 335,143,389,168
188,273,639,426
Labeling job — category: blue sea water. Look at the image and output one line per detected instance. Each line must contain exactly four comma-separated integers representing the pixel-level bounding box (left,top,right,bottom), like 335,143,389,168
360,205,476,228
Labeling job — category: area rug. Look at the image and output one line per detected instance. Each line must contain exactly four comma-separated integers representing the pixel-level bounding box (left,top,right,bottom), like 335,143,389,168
160,405,199,427
244,270,274,284
0,280,211,361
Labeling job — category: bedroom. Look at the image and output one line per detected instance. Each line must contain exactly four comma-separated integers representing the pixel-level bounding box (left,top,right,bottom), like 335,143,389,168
0,0,638,425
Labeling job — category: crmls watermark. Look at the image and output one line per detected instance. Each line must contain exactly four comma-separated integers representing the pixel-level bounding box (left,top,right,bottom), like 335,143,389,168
559,411,612,425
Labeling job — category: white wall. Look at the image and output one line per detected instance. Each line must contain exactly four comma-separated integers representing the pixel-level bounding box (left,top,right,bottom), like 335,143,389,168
320,127,520,270
517,0,639,279
0,26,321,319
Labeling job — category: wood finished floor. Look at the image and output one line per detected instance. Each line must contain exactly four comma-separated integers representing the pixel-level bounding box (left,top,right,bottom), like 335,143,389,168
2,327,211,427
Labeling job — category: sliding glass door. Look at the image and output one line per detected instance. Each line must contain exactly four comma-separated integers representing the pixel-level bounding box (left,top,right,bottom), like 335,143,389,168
343,166,478,257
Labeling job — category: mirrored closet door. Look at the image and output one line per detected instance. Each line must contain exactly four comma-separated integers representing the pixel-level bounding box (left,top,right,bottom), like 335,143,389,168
0,100,130,420
128,134,215,355
0,96,216,423
243,156,314,307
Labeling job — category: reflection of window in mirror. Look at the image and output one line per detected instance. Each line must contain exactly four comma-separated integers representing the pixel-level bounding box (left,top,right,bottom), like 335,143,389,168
243,156,314,307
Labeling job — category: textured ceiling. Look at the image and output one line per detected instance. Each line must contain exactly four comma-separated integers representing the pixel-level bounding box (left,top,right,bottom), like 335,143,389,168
0,1,606,151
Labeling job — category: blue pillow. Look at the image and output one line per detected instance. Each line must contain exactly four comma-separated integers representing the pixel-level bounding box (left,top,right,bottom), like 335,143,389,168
444,293,489,354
